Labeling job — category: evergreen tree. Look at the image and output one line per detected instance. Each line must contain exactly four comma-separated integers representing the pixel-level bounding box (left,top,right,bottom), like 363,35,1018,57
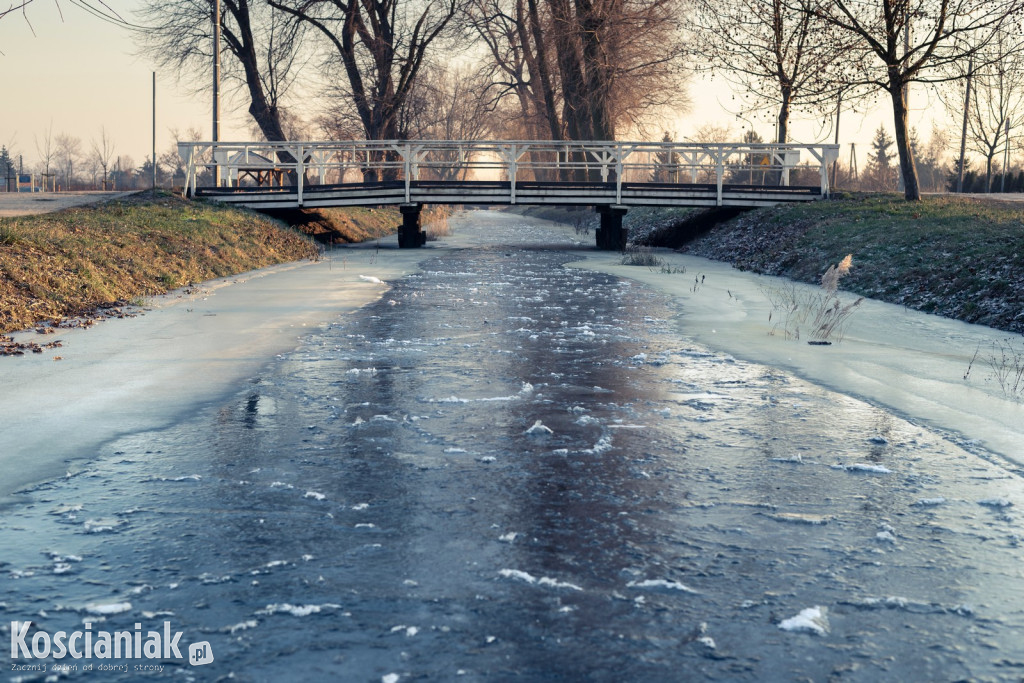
947,156,975,192
0,146,15,192
863,126,897,190
651,132,680,183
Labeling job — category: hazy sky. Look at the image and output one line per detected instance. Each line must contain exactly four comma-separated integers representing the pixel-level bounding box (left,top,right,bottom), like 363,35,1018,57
0,1,942,173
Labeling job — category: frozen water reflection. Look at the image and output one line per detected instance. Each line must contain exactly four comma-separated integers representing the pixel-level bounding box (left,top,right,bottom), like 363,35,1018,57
3,215,1024,681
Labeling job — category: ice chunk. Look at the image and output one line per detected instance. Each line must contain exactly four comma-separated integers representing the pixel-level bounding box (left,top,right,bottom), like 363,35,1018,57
525,420,554,436
778,606,829,635
499,569,582,591
257,603,341,617
845,463,892,474
222,620,259,634
627,579,698,593
83,602,132,616
304,491,326,501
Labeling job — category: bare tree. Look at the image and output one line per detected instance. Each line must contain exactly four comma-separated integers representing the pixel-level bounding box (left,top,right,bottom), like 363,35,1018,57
137,0,307,143
954,35,1024,191
268,0,462,150
814,0,1024,200
689,0,849,143
467,0,562,140
54,133,80,191
402,64,496,179
469,0,688,143
34,120,56,190
89,127,116,190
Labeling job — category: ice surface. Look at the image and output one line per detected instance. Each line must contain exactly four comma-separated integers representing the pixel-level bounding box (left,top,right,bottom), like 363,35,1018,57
575,251,1024,466
1,246,432,502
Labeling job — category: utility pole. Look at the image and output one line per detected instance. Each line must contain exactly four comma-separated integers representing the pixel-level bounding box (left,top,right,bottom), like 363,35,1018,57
957,59,973,193
1001,118,1010,193
152,72,157,190
212,0,221,187
831,89,843,190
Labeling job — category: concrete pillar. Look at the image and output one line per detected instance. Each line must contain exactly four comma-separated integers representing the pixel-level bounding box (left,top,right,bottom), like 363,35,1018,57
398,203,425,248
595,205,628,251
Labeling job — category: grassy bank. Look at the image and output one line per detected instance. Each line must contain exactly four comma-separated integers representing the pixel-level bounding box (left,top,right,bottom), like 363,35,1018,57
0,191,389,335
668,194,1024,333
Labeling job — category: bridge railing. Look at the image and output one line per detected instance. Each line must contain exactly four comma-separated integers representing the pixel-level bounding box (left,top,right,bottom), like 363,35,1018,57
177,140,840,205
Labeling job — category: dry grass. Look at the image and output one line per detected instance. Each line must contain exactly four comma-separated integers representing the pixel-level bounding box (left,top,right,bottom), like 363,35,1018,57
621,246,666,268
0,190,319,333
683,194,1024,333
423,205,455,241
764,254,863,343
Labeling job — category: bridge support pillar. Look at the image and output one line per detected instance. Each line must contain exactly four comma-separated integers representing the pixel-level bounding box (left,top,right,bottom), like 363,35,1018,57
595,206,628,251
398,203,425,248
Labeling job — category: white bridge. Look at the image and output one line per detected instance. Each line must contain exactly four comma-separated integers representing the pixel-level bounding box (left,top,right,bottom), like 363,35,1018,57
178,139,840,249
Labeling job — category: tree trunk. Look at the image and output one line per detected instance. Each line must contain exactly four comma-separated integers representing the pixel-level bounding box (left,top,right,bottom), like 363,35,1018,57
777,87,791,144
523,0,563,142
889,81,921,200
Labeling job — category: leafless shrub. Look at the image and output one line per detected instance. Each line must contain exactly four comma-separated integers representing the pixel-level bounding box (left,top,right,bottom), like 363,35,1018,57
572,215,592,236
986,337,1024,400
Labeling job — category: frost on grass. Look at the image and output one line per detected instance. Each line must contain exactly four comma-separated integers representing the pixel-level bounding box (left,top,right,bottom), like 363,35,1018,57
778,606,829,635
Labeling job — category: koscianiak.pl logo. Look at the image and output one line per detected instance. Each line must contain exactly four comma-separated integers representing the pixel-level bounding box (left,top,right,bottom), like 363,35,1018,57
9,620,213,674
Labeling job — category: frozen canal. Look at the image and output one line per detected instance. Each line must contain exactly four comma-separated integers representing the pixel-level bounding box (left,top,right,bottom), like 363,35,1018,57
3,213,1024,681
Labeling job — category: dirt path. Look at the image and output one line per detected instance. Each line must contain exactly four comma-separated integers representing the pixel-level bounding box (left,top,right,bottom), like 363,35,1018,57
0,191,133,217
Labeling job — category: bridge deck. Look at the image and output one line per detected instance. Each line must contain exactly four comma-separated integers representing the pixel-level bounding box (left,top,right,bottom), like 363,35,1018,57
194,179,822,210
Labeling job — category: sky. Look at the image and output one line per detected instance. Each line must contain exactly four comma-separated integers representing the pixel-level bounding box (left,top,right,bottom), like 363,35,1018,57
0,1,948,175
